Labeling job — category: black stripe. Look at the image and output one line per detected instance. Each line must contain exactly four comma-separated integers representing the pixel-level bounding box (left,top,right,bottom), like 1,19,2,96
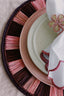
34,82,45,96
6,49,21,62
21,2,36,17
13,68,32,86
7,21,23,37
35,82,50,96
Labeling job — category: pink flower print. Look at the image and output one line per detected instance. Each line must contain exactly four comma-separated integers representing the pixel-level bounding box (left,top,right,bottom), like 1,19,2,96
49,14,64,34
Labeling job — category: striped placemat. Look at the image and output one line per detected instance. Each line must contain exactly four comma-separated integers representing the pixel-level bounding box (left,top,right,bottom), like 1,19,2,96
1,0,50,96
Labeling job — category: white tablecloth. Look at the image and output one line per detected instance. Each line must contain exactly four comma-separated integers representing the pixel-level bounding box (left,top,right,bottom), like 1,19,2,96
0,0,27,96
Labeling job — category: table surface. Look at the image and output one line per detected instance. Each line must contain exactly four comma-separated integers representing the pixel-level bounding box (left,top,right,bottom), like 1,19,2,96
0,0,27,96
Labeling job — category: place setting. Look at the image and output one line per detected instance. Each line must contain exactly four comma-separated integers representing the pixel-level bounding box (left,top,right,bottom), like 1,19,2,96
1,0,64,96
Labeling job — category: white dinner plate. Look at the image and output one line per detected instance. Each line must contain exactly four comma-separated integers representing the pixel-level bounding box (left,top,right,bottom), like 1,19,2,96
27,13,57,74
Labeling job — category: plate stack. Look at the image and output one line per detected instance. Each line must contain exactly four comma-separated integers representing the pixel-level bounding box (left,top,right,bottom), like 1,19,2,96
1,0,62,96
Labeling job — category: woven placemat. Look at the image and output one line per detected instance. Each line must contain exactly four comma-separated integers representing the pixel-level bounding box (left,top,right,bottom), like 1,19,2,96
1,0,50,96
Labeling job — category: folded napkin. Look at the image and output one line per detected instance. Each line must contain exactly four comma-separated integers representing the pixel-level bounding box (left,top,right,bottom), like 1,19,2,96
41,0,64,95
48,31,64,88
46,0,64,20
41,32,64,94
46,0,64,89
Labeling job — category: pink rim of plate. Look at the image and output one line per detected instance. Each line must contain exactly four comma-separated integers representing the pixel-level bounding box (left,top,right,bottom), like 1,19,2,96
20,8,53,86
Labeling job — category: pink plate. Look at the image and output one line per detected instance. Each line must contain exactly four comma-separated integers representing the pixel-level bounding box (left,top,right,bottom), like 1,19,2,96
20,8,52,86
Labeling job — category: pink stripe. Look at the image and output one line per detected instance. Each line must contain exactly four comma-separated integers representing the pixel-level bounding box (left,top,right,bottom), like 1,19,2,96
9,64,23,70
5,36,19,41
50,87,57,96
50,86,63,96
31,0,46,10
13,18,25,25
5,36,19,50
17,11,28,20
13,11,28,25
57,89,63,96
8,59,25,75
10,67,23,75
28,79,40,94
23,76,35,90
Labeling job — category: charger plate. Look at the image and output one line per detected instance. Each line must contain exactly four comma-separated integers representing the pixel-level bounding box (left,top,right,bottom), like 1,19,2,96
20,8,52,86
1,0,50,96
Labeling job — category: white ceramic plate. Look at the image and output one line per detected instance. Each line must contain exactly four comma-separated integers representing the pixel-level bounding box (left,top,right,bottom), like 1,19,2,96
27,13,57,74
